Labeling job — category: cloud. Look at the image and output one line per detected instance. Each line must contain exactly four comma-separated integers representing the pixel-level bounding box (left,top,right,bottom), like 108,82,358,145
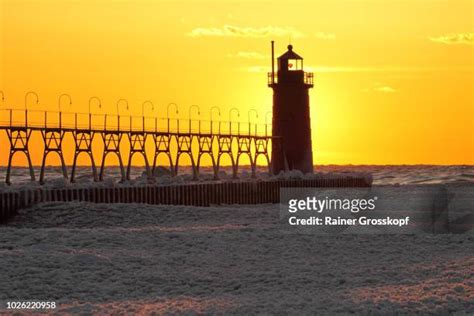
188,25,305,38
305,66,379,73
314,32,336,40
243,64,474,74
374,86,396,93
362,83,397,93
228,51,268,59
429,33,474,45
245,65,379,74
245,65,385,73
246,66,268,73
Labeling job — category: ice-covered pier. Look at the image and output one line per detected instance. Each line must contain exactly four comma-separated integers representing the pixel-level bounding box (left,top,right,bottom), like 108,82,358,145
0,176,372,223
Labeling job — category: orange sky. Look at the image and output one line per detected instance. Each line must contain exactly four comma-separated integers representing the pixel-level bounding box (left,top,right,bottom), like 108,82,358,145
0,0,473,166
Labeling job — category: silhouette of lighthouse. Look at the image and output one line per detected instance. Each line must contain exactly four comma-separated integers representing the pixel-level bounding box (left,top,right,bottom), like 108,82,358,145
268,41,314,174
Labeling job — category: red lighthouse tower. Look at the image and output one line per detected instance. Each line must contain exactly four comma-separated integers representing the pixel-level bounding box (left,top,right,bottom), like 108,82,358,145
268,42,314,174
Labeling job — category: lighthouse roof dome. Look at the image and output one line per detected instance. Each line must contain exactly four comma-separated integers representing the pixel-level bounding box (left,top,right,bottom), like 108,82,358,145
278,44,303,60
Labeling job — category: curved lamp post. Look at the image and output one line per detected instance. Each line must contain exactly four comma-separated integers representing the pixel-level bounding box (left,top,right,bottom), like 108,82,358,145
229,107,240,120
25,91,39,110
116,99,129,115
167,103,179,133
210,106,221,134
229,107,240,135
88,97,102,130
167,102,179,118
58,94,72,112
248,108,259,136
58,94,72,128
24,91,39,128
0,91,8,126
188,104,201,118
188,104,200,133
89,96,102,113
265,111,272,136
142,100,154,116
0,91,4,123
116,99,129,131
142,100,154,132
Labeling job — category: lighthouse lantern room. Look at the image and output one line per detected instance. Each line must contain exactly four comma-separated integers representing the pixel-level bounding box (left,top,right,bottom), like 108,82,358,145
268,42,314,174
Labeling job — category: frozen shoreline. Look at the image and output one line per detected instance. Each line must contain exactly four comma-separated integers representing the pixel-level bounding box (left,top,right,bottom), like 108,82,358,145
1,195,473,314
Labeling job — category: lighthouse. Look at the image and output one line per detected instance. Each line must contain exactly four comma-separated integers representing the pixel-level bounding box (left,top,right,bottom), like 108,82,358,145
268,42,314,174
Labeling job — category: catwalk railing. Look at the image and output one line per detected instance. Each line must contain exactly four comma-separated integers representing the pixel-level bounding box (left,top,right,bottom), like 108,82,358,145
0,108,275,184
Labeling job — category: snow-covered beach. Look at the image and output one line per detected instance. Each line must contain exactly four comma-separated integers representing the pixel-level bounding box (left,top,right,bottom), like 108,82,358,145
0,166,473,314
1,191,473,314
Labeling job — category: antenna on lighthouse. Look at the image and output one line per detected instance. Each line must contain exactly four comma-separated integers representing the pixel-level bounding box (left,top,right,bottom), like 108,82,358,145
271,40,275,84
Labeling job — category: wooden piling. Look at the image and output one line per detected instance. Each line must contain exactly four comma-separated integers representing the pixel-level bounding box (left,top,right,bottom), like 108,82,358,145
0,177,371,223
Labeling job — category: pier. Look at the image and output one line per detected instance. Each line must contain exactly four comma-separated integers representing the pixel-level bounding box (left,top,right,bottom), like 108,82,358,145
0,177,372,223
0,94,274,184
